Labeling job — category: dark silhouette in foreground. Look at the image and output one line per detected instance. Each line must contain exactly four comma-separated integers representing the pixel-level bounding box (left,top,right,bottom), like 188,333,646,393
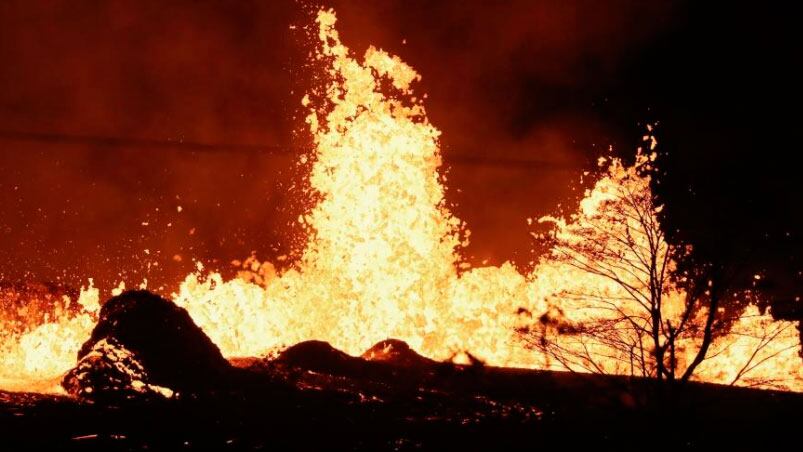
0,290,800,450
62,290,236,400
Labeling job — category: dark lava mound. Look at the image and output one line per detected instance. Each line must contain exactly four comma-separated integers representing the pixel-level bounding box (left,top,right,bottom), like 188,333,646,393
62,290,234,399
362,338,437,368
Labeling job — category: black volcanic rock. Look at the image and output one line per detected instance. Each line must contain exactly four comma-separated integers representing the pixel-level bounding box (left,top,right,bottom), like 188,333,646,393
61,337,174,401
276,340,361,373
274,339,447,386
62,290,233,399
362,339,437,368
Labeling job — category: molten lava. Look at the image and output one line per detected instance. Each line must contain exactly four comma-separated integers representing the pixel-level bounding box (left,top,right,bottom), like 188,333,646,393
0,282,99,393
1,8,801,394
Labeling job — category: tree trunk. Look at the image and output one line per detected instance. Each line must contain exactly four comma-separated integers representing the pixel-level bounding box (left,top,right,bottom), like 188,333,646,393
681,276,720,382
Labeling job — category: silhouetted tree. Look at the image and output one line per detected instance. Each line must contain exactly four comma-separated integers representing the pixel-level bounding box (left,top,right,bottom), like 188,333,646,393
520,144,798,387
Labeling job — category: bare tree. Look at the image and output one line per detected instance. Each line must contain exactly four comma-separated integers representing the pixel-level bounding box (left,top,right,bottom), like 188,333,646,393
520,148,794,386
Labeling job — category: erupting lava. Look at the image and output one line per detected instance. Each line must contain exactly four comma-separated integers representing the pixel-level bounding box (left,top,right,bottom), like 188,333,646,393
0,283,100,393
1,9,801,394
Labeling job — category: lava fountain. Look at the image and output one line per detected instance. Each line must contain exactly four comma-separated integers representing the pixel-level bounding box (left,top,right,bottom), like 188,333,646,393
1,8,801,393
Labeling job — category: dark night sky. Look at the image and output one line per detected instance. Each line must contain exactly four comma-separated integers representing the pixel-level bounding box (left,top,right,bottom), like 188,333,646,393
0,1,800,296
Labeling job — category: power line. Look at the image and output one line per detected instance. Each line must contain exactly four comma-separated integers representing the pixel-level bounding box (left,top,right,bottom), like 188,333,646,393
0,130,284,153
0,129,583,170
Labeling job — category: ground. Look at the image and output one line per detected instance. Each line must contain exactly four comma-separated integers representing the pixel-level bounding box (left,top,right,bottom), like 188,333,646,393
2,342,801,451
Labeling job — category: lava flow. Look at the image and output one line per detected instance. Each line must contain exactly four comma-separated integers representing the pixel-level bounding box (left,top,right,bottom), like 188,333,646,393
1,8,801,394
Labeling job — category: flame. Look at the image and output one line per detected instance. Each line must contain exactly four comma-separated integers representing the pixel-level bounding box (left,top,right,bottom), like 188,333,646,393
695,306,803,390
528,153,803,390
172,9,537,367
1,8,800,393
172,10,803,390
0,283,100,393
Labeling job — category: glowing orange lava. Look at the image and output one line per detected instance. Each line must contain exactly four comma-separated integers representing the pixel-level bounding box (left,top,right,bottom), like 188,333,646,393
1,8,800,394
0,282,99,393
